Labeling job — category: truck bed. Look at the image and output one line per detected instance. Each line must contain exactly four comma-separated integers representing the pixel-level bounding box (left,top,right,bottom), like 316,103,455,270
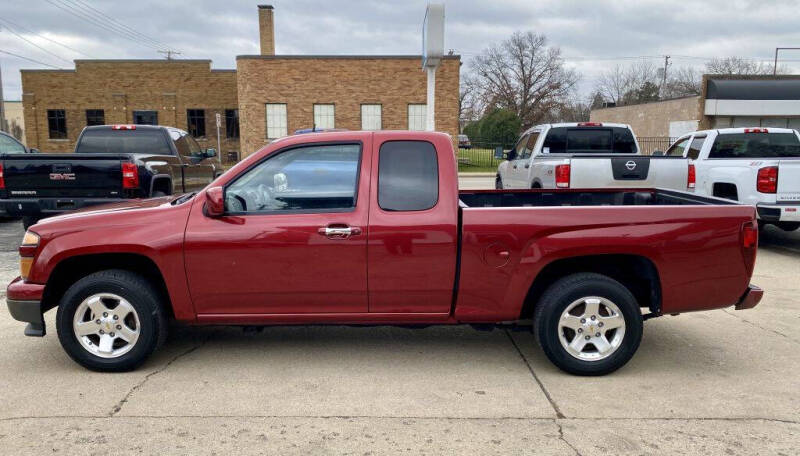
455,188,756,322
458,188,733,208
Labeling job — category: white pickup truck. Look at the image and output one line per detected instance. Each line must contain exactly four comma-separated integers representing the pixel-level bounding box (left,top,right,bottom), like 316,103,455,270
665,127,800,231
495,123,691,190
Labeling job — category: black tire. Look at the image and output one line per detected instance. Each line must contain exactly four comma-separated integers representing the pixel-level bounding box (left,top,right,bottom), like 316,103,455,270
534,273,643,376
757,220,767,231
777,222,800,232
151,191,168,197
56,270,168,372
22,216,41,230
495,175,503,189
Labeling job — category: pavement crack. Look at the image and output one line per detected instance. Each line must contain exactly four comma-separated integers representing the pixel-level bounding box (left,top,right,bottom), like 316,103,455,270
108,335,209,417
505,329,565,419
721,309,799,345
555,419,583,456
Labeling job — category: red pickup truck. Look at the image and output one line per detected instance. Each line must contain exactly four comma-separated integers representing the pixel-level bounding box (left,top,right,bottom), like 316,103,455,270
6,131,762,375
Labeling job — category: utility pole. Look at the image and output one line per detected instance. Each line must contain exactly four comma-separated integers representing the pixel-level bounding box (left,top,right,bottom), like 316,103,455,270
661,55,670,98
158,50,181,60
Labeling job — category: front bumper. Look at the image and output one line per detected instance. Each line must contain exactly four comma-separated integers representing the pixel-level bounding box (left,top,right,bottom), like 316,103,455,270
757,204,800,222
734,284,763,310
2,197,127,217
6,277,46,336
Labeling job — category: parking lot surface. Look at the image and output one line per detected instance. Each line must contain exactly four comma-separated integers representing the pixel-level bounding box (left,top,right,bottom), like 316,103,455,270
0,190,799,454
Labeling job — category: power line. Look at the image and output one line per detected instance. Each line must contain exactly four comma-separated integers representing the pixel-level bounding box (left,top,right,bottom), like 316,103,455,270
45,0,165,53
0,48,63,68
0,16,95,58
67,0,175,51
0,22,73,64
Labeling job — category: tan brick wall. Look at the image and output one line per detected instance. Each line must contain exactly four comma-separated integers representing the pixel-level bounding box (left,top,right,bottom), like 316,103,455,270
258,5,275,56
589,96,700,137
236,56,461,156
21,60,239,155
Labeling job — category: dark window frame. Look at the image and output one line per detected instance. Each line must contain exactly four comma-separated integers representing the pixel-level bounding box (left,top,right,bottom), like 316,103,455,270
223,141,364,216
132,110,158,126
187,109,206,138
377,140,439,212
225,109,240,139
47,109,68,139
85,109,105,127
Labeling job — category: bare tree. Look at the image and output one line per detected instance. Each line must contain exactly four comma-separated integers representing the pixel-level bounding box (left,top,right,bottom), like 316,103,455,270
458,75,482,126
595,61,658,106
469,31,579,130
661,66,701,98
706,57,787,75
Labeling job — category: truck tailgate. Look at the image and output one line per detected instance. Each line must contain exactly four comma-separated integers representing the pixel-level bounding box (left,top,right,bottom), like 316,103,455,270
569,156,688,189
2,154,125,198
777,159,800,202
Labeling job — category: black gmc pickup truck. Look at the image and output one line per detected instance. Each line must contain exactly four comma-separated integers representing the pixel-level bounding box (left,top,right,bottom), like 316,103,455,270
0,125,221,228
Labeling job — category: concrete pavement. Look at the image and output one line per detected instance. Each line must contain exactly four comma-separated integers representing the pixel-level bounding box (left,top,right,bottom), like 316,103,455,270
0,214,798,454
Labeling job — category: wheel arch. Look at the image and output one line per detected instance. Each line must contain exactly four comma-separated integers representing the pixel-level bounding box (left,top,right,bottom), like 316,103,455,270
518,254,661,320
41,253,173,319
149,174,173,196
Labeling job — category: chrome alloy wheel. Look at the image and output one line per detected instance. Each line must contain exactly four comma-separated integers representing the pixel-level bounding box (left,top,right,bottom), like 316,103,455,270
72,293,140,358
557,297,626,361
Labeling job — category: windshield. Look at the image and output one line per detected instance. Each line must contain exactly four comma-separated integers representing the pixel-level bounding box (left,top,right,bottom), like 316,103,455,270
543,127,637,154
708,133,800,158
76,129,172,155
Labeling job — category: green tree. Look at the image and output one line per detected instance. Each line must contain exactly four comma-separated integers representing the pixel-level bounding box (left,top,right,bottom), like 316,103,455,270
471,108,521,148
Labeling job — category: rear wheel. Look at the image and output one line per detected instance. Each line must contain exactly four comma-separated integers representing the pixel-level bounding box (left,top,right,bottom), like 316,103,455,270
534,273,643,376
151,191,168,198
56,270,168,372
777,222,800,232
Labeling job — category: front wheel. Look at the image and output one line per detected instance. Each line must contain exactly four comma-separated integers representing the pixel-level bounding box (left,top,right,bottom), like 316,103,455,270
56,270,168,372
22,216,41,230
534,273,643,376
495,175,503,189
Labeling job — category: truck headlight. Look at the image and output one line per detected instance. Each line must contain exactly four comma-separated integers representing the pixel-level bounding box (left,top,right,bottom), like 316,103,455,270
20,231,40,280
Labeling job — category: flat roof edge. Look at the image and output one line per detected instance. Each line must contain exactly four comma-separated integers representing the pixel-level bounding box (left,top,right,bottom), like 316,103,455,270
236,54,461,60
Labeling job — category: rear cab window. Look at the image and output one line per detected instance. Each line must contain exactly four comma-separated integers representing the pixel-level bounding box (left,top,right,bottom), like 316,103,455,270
666,137,690,157
709,133,800,158
76,128,173,155
542,126,637,154
378,141,438,211
687,137,706,160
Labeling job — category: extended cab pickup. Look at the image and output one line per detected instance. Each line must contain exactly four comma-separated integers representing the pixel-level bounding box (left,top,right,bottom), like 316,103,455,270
0,125,221,228
6,131,762,375
496,123,692,191
665,127,800,231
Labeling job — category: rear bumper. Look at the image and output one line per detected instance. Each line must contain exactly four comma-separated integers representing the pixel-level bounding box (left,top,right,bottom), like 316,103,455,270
734,284,763,310
757,204,800,222
6,277,46,336
1,197,127,217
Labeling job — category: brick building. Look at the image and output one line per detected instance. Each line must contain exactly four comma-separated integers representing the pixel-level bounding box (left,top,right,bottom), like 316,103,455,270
20,4,460,158
590,74,800,139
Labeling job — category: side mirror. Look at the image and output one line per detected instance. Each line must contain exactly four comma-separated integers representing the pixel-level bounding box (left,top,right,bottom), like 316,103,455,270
205,148,217,158
204,186,224,217
506,148,517,160
29,148,40,154
652,149,664,156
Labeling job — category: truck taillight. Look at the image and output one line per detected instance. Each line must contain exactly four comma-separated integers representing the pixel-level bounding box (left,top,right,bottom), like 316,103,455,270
577,122,602,127
756,166,778,193
122,163,139,189
687,163,696,189
112,124,136,130
0,163,4,189
742,222,758,248
555,164,570,188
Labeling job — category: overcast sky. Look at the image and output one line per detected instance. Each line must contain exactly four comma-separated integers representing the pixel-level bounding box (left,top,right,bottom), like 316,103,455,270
2,0,800,101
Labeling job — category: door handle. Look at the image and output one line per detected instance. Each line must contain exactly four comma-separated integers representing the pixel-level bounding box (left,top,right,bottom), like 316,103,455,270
318,225,362,239
524,163,530,169
512,164,518,169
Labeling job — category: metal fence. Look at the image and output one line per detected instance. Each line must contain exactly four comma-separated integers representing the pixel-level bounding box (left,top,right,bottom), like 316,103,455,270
637,137,675,155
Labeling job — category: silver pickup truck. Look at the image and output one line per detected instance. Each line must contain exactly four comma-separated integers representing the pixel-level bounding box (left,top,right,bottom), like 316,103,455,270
495,123,691,190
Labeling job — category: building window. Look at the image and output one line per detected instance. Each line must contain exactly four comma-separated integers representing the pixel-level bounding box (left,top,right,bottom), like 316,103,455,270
361,104,381,130
225,109,240,139
408,104,427,131
133,110,158,125
86,109,105,126
187,109,206,138
266,103,287,139
313,104,335,129
47,109,67,139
